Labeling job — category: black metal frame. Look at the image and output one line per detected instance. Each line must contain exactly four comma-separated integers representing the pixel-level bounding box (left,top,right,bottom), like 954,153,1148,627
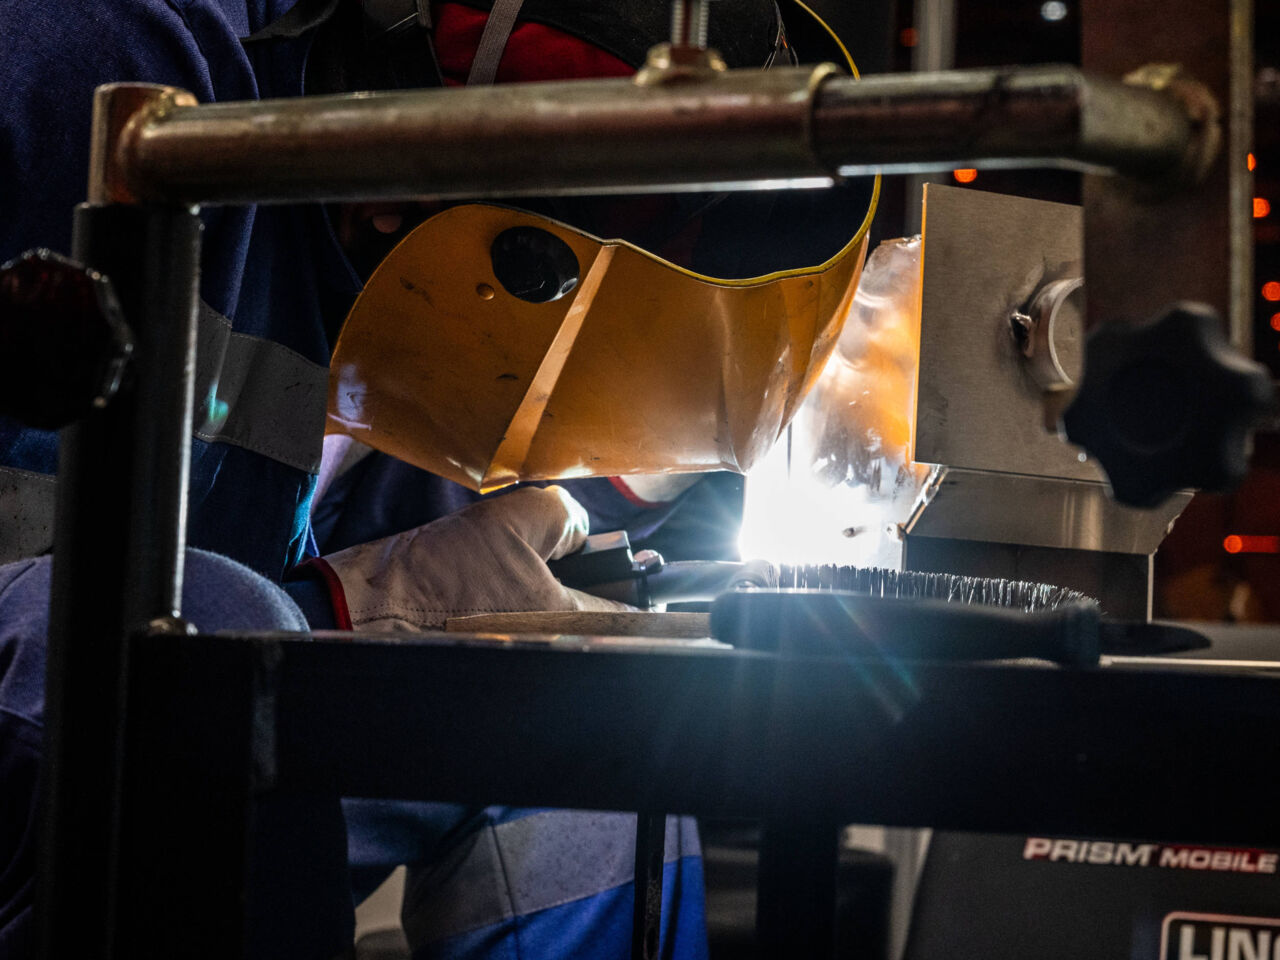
111,632,1280,957
39,204,201,960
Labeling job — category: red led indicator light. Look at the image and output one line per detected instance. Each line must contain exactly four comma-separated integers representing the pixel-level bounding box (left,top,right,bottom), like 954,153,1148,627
1224,535,1280,554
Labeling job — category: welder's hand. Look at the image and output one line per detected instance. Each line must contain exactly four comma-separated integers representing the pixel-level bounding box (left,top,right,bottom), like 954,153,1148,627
319,485,633,631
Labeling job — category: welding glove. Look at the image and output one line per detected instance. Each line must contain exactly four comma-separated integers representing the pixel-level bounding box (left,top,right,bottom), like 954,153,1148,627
315,485,631,631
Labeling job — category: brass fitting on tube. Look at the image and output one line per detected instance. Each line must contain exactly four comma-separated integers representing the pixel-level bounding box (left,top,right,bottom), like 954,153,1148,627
1120,64,1222,191
88,83,198,205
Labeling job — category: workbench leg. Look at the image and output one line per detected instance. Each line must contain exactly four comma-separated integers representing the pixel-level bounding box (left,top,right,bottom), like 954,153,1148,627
38,202,202,960
113,634,259,958
632,812,667,960
757,819,839,960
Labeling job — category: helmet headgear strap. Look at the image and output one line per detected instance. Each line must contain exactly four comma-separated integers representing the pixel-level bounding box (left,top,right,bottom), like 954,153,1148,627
464,0,529,85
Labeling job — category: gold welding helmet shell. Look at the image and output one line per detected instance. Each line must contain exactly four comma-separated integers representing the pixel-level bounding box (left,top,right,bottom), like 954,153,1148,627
326,3,879,492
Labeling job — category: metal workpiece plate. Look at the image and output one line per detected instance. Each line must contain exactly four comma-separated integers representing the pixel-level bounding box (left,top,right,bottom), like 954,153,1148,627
903,467,1193,554
309,628,731,651
916,184,1099,481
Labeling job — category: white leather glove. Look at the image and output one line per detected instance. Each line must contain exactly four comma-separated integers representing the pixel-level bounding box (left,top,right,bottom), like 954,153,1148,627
317,485,632,632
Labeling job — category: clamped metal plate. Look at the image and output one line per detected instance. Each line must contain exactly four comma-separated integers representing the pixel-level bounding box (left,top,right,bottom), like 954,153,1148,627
912,183,1195,550
917,183,1091,482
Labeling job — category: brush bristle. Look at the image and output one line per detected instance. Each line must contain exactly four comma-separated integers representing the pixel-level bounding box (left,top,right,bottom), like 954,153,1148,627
774,565,1095,612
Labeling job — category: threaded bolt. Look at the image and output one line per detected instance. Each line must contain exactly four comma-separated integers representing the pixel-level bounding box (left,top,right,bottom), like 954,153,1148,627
670,0,710,49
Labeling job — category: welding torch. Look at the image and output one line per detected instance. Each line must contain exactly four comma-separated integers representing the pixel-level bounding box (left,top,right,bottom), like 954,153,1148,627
547,531,775,607
546,532,1211,665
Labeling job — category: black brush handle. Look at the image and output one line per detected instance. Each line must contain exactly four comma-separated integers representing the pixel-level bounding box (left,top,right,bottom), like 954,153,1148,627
709,591,1103,667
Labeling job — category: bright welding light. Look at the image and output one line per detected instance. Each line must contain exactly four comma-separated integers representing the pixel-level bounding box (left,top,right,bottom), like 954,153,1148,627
738,431,807,563
739,237,930,570
739,429,900,566
1040,1,1068,21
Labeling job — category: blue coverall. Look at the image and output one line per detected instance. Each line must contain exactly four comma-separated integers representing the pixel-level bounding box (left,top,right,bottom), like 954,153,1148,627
0,1,709,955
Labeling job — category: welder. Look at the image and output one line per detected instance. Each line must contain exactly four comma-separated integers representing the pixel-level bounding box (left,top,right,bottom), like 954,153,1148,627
0,0,873,956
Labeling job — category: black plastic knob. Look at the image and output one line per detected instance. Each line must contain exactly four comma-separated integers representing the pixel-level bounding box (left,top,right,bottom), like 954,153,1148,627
0,249,133,429
1062,302,1275,508
490,227,580,304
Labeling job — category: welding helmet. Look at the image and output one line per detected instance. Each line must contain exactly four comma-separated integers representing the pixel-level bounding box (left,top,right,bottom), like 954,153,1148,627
314,1,879,492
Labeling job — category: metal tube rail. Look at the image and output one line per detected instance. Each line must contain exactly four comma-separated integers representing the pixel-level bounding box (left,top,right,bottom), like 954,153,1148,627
101,64,1207,206
814,66,1198,180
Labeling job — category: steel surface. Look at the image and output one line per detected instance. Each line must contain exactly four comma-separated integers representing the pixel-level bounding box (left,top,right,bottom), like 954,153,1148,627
904,468,1192,554
94,66,1200,205
916,183,1092,479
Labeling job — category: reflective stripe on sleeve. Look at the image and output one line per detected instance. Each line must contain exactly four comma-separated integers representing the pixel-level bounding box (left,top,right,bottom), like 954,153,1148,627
0,467,55,565
402,810,701,947
193,300,328,474
0,303,326,564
